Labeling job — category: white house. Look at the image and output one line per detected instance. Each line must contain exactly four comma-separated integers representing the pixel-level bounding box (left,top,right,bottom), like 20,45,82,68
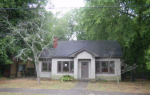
39,38,123,81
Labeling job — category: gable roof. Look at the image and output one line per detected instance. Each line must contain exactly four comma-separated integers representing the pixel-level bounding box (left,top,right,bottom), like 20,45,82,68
69,48,100,57
52,40,123,58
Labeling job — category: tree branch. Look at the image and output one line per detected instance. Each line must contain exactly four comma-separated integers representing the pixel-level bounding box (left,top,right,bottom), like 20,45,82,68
117,10,136,17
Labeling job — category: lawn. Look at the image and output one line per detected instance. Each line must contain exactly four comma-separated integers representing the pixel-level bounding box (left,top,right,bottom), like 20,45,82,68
0,78,77,89
0,92,47,95
87,80,150,94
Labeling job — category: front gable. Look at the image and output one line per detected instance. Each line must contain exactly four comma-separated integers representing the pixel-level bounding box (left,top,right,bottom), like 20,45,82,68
69,48,100,59
75,51,93,59
69,48,100,58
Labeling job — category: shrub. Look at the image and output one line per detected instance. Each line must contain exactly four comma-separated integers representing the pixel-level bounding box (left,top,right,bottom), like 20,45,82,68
60,75,74,82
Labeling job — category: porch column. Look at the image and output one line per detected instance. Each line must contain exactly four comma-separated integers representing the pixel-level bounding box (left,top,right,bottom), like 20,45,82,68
91,58,95,79
74,58,78,79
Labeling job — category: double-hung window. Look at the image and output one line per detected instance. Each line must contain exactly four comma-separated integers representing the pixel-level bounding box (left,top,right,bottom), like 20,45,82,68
57,61,74,73
96,61,115,74
42,61,51,72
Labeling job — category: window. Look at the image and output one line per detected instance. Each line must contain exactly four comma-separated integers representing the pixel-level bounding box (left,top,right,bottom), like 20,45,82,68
109,62,115,74
57,61,74,73
96,61,115,74
70,61,74,73
63,61,69,73
58,61,61,72
42,63,47,71
18,65,25,72
101,62,108,73
42,62,51,72
96,61,100,73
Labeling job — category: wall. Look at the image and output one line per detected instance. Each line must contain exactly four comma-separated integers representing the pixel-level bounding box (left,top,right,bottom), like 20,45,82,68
10,60,17,77
95,58,121,81
51,58,74,79
38,51,121,81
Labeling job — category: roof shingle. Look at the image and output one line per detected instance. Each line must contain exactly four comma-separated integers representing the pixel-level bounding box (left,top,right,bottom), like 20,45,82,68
53,40,123,57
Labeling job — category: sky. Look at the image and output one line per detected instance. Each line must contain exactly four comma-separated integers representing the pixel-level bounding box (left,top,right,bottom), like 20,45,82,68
51,0,85,8
46,0,85,14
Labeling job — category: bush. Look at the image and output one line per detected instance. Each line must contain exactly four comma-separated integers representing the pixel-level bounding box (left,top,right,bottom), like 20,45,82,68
60,75,74,82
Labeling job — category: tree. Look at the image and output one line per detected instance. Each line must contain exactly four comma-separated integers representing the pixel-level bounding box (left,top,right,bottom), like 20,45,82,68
52,10,77,41
0,0,48,65
145,47,150,70
6,16,54,84
74,0,150,77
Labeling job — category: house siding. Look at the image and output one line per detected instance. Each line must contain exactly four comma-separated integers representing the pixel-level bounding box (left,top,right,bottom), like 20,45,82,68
38,52,121,81
39,61,51,78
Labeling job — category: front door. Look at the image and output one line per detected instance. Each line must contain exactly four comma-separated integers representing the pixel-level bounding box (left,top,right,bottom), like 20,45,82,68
81,62,89,78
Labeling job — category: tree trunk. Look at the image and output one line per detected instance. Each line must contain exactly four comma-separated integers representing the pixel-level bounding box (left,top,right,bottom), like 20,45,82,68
36,67,41,85
37,76,41,84
117,76,119,85
33,62,37,77
131,70,135,82
35,59,41,85
116,69,119,85
15,58,19,77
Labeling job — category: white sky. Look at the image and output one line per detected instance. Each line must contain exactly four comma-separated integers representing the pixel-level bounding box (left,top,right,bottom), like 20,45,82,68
51,0,85,8
46,0,85,14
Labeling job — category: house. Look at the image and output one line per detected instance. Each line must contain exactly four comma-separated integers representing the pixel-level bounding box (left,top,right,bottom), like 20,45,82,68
10,59,35,77
39,37,123,81
0,56,35,78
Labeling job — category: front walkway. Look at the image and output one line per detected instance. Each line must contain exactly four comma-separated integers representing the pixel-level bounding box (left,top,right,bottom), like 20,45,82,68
0,82,148,95
72,82,88,90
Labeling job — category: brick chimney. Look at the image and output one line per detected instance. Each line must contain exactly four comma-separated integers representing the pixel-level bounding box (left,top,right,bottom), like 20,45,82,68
53,37,58,48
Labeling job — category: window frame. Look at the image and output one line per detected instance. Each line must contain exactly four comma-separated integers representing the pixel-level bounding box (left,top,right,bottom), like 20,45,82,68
96,61,115,74
57,61,74,73
41,61,52,72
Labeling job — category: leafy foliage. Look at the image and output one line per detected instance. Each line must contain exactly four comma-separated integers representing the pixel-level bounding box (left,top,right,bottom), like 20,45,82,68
7,16,55,84
0,0,48,65
52,11,77,40
74,0,150,69
145,47,150,70
60,75,74,82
